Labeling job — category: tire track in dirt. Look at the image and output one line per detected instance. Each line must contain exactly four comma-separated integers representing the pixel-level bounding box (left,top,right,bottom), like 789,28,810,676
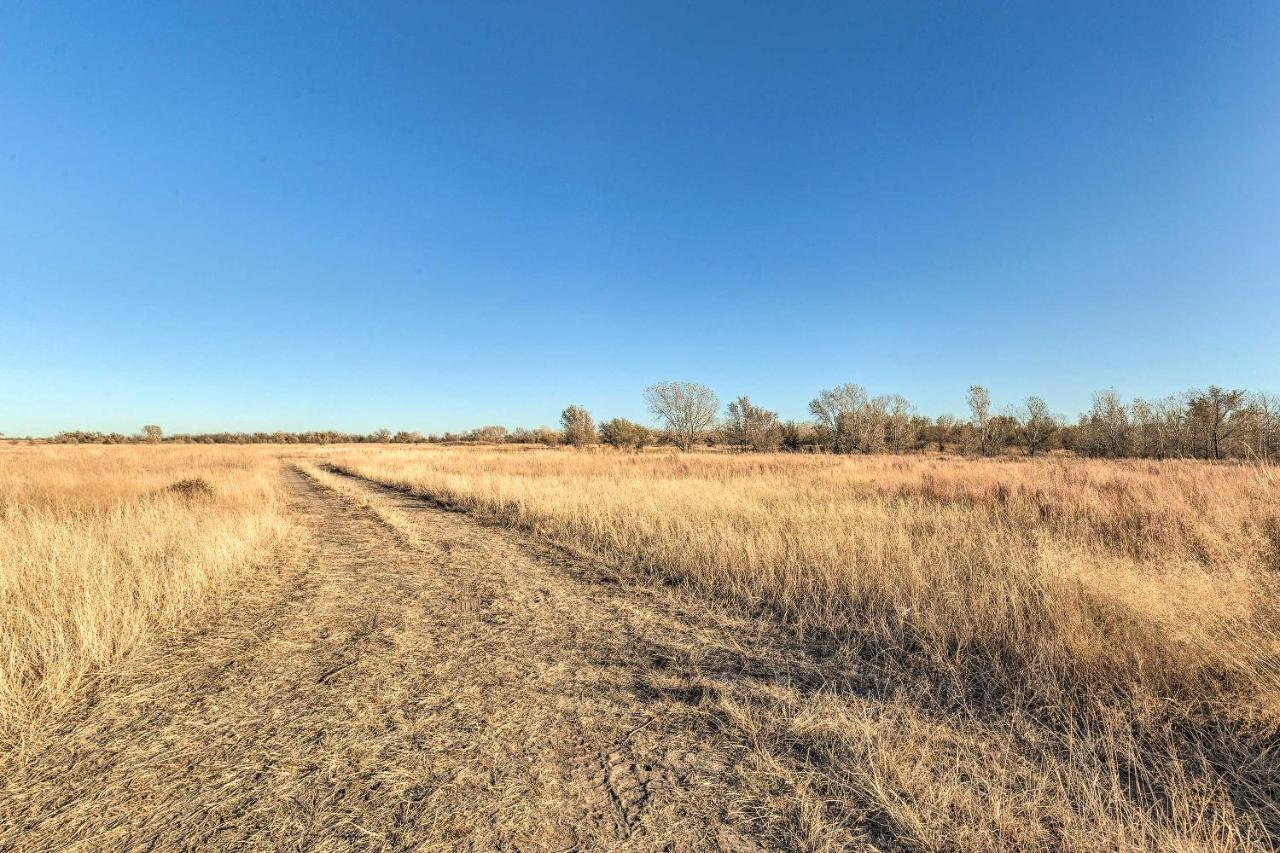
1,463,836,851
300,464,840,848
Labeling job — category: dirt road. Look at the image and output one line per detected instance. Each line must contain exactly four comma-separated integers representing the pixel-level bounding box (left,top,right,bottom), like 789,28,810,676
1,466,851,851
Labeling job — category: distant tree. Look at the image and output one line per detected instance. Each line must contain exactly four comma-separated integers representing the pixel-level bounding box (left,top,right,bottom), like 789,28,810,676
370,427,392,443
882,395,916,452
777,420,814,452
511,427,560,445
392,430,425,443
1017,396,1059,456
724,396,781,452
141,424,163,444
1080,389,1131,458
599,418,652,450
1187,386,1249,460
701,425,728,447
808,384,868,453
470,425,508,443
966,386,995,456
644,381,719,451
1134,394,1193,459
560,405,597,447
1129,398,1160,458
532,426,560,446
932,414,957,452
988,414,1018,454
1249,392,1280,461
808,385,917,454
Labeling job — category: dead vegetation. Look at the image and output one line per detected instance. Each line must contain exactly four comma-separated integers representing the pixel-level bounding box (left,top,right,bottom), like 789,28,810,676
2,443,1278,849
0,446,293,752
323,446,1280,849
161,476,217,502
2,463,817,850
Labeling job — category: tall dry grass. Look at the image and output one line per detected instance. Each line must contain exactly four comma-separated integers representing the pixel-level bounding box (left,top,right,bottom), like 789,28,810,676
0,445,292,749
326,446,1280,848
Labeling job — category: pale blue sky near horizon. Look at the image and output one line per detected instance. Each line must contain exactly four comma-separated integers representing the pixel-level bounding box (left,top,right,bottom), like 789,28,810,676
2,1,1277,436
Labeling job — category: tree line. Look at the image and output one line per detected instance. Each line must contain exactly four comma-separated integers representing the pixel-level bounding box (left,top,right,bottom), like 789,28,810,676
38,381,1280,461
572,381,1279,460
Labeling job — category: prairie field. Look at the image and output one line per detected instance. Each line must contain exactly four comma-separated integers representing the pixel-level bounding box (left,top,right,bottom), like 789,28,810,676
3,443,1279,850
324,446,1280,847
324,447,1280,706
0,445,293,750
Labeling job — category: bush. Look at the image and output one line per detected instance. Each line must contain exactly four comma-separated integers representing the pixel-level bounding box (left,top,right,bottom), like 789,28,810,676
599,418,651,450
560,405,596,447
161,477,216,503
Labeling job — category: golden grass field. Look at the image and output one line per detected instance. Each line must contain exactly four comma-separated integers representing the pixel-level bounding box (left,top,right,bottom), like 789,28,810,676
3,443,1278,849
0,446,293,748
324,446,1280,848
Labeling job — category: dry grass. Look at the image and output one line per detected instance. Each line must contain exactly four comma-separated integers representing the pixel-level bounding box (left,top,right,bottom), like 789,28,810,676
324,446,1280,849
0,445,293,750
5,443,1278,848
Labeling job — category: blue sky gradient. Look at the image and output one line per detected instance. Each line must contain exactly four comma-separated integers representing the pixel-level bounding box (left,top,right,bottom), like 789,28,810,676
2,2,1277,435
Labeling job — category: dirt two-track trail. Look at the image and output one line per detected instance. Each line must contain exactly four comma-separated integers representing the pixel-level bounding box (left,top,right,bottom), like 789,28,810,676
1,466,843,851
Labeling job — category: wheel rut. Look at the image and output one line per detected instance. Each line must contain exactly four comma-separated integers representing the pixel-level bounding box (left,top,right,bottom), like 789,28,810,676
0,463,819,851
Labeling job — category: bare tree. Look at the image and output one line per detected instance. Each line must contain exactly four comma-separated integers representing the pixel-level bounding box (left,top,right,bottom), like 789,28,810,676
724,396,781,452
470,425,508,443
849,400,886,453
1129,398,1160,458
1187,386,1248,460
1017,396,1058,456
1157,395,1193,457
1250,392,1280,461
809,384,868,453
645,381,719,451
141,424,163,444
883,395,917,452
560,405,596,447
1080,389,1131,457
809,385,918,454
966,386,995,456
1129,394,1192,459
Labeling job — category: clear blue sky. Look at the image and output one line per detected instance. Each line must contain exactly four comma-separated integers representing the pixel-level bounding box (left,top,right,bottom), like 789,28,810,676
2,2,1277,436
